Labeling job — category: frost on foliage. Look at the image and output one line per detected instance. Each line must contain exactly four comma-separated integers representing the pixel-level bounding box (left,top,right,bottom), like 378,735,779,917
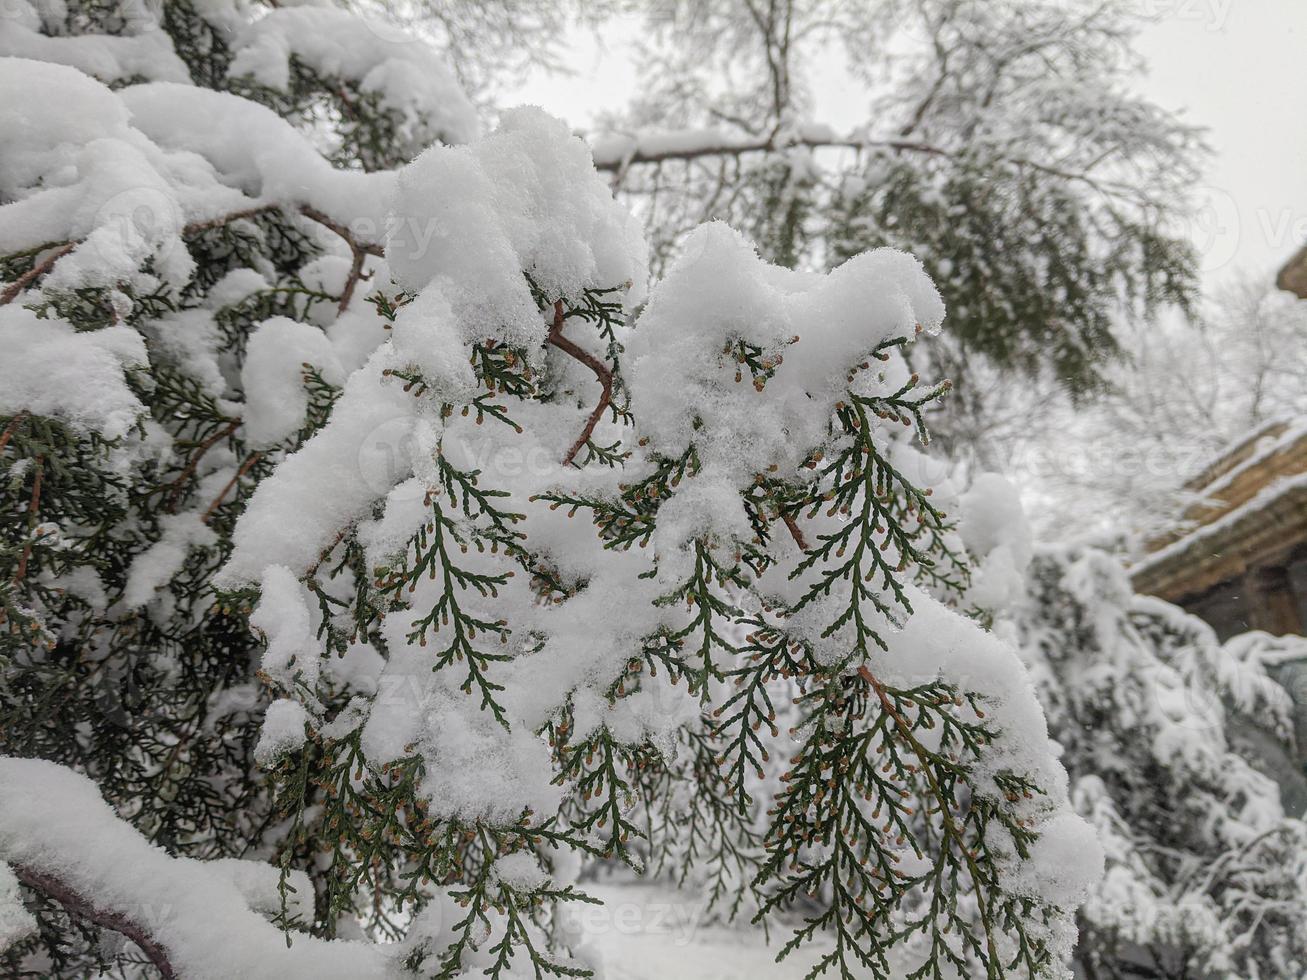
1014,548,1307,977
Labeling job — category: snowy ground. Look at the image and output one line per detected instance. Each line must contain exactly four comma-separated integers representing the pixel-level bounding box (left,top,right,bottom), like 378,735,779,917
577,881,832,978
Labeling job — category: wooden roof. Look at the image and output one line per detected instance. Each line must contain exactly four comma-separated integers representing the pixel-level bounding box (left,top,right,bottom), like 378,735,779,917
1130,422,1307,602
1278,244,1307,300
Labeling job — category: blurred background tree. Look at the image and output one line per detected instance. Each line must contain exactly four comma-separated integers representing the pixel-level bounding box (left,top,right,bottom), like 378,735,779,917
568,0,1204,462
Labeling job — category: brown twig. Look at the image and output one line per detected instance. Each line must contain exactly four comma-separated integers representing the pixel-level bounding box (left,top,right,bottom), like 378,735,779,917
13,865,177,979
545,300,614,467
297,205,383,314
13,456,44,586
1,244,76,305
305,527,350,578
337,246,369,314
166,419,241,511
1,205,284,306
296,206,383,256
0,411,29,454
182,204,281,237
201,452,262,524
781,512,810,551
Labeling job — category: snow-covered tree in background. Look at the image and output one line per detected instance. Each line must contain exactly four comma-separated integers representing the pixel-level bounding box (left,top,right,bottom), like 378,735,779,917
956,479,1307,979
0,2,1104,978
585,0,1202,454
354,0,617,104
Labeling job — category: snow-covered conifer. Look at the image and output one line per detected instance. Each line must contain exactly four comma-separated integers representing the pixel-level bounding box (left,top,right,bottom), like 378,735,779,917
1012,547,1307,978
1,3,1100,977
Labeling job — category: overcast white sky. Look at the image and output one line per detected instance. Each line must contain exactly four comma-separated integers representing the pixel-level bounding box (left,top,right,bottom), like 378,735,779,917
507,0,1307,295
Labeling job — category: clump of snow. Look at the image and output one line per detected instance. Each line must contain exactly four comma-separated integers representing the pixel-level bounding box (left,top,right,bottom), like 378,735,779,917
249,565,321,694
228,7,477,151
241,317,345,448
388,107,649,350
121,82,394,235
960,472,1034,611
122,513,217,609
206,858,312,921
255,698,310,766
205,268,271,310
0,15,190,86
215,347,419,587
491,852,549,892
143,309,228,398
1007,811,1105,909
0,306,147,440
626,221,943,486
0,757,392,979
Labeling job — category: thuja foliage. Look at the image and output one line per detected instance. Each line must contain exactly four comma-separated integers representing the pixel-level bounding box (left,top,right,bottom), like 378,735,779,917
1,2,1092,978
0,0,463,974
230,279,1074,979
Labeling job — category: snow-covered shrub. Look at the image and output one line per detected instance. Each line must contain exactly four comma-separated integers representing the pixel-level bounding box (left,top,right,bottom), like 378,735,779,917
1,2,1099,977
1013,547,1307,979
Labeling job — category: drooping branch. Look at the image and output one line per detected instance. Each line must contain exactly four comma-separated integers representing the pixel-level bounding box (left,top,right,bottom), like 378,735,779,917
12,864,177,980
855,663,1001,967
545,300,614,467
